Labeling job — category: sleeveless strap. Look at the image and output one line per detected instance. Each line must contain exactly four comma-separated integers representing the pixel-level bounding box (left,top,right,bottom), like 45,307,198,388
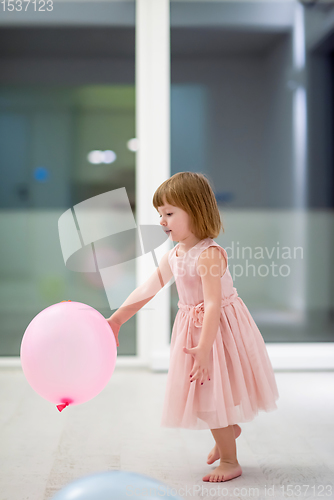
195,240,229,268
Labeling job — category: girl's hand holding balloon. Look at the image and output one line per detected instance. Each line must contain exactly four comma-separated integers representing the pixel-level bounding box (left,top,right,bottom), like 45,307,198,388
106,316,121,347
183,345,211,385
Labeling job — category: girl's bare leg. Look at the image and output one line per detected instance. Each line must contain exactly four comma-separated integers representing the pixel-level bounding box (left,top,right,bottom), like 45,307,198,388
207,424,241,464
203,425,242,482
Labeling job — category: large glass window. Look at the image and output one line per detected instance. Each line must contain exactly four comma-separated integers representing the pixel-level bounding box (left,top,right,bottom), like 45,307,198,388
0,23,137,355
170,1,334,343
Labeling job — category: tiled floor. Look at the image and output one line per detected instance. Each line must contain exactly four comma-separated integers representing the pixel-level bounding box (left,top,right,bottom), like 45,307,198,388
0,368,333,500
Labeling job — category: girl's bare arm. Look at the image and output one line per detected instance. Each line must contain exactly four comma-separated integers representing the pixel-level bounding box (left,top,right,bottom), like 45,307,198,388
107,250,173,325
197,247,224,352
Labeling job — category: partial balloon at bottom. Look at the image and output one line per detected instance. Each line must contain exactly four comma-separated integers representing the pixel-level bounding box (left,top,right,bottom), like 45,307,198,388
51,470,183,500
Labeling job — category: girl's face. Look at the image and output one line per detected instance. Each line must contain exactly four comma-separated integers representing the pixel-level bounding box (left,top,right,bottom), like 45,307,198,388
158,199,194,242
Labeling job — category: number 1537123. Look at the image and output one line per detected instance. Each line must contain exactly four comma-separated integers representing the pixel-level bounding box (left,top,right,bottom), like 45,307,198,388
1,0,53,11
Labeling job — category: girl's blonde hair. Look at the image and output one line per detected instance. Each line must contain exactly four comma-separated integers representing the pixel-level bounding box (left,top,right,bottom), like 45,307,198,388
153,172,224,240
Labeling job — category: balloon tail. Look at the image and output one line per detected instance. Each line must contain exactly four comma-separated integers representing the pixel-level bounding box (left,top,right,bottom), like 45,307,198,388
56,402,69,412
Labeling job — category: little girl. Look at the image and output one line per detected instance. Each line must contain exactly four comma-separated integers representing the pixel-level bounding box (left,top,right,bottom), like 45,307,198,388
107,172,279,483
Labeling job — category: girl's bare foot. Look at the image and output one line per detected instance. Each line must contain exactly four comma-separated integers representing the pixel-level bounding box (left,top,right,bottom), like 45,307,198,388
203,460,242,482
207,425,241,465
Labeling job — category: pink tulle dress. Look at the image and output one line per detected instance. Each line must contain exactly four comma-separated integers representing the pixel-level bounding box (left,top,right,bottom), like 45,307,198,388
160,237,279,430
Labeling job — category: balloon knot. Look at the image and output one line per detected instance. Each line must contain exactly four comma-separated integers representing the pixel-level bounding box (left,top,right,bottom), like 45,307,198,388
56,402,69,412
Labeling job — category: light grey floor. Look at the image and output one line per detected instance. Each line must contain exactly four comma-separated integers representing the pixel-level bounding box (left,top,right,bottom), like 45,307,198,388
0,368,334,500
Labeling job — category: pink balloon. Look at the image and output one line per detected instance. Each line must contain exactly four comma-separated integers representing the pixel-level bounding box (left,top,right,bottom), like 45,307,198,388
20,301,117,412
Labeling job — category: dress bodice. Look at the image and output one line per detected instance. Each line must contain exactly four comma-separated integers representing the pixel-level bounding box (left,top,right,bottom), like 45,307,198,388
168,237,238,307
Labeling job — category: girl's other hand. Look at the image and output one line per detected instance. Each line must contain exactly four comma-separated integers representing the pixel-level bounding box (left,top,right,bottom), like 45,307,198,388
183,345,210,385
106,317,121,347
